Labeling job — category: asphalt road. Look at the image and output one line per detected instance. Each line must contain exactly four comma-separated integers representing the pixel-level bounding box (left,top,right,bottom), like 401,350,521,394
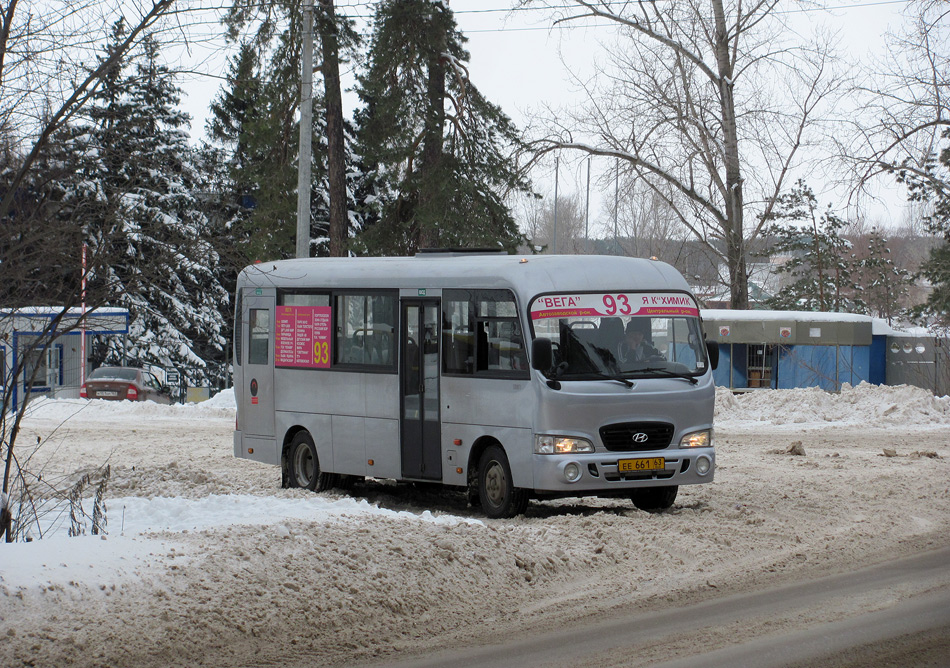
373,546,950,668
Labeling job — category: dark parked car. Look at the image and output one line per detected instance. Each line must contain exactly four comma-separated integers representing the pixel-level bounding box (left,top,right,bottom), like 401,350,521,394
79,366,173,404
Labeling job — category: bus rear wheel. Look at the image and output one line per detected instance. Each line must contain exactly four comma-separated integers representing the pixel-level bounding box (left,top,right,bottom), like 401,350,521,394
631,485,678,512
287,432,335,492
478,445,529,519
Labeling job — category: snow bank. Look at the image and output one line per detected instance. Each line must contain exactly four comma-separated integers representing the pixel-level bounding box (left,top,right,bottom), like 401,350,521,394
111,492,482,534
0,493,483,591
715,382,950,429
20,388,236,422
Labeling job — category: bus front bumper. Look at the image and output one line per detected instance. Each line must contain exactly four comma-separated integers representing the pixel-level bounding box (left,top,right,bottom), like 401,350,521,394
532,448,715,494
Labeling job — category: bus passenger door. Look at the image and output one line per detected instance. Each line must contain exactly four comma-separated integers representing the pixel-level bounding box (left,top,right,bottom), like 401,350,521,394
242,294,275,439
400,300,442,480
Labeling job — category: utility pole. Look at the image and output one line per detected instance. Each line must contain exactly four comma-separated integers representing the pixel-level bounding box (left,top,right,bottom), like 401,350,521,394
296,0,314,259
553,156,559,254
614,158,619,255
584,158,591,255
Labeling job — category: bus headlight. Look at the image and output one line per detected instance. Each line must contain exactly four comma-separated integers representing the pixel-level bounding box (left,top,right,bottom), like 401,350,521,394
679,429,712,448
535,435,594,454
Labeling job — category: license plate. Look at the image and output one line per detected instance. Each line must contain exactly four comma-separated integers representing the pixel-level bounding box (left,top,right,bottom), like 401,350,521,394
96,390,118,397
618,457,665,472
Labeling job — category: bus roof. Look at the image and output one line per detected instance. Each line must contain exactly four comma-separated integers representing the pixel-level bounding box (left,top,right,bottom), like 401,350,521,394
237,254,692,304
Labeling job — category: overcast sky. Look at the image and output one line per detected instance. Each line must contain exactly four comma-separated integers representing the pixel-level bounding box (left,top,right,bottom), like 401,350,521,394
175,0,912,232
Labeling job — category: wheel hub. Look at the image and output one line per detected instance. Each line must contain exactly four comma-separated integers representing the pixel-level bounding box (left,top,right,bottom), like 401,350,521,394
294,444,314,486
485,461,506,506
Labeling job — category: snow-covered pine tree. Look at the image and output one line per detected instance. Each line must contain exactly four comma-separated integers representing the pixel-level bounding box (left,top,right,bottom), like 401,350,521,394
204,40,261,262
72,28,230,386
0,121,88,309
854,228,910,324
763,180,865,313
354,0,531,255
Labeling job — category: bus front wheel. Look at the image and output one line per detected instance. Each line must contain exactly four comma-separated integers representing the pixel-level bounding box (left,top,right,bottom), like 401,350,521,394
631,485,677,512
478,445,529,519
287,432,335,492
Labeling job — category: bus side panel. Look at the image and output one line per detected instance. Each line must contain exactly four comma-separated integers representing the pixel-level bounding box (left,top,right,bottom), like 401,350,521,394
441,376,535,429
442,376,536,489
239,435,280,465
332,415,366,476
362,373,399,419
440,424,533,488
271,368,399,478
365,417,400,479
274,369,399,420
276,368,361,415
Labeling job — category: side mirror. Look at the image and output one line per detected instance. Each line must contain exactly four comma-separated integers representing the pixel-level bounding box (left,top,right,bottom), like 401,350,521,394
705,340,720,371
531,338,553,372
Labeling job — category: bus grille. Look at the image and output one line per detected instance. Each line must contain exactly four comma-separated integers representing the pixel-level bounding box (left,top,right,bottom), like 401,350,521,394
600,422,674,451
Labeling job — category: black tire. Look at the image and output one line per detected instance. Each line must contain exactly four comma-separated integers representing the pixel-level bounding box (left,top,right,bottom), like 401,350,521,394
287,432,336,492
631,485,678,512
477,445,529,519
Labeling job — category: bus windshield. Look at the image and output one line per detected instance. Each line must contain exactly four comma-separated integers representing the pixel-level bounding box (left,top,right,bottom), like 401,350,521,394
529,291,708,380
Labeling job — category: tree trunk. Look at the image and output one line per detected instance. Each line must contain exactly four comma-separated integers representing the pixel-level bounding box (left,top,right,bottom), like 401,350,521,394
712,0,748,309
418,15,446,251
317,0,347,257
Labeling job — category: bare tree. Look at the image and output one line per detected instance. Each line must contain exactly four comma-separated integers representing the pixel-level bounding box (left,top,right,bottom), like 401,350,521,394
842,0,949,192
609,177,690,258
0,0,185,542
521,193,588,253
524,0,844,309
0,0,183,223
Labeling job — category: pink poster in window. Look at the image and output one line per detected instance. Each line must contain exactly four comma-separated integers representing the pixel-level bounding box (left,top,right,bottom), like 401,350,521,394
275,305,332,368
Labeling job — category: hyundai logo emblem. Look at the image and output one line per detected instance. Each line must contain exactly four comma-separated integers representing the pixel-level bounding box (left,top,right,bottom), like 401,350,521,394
631,432,649,443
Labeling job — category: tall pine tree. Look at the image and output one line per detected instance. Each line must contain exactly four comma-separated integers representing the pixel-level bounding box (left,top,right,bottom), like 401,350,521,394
355,0,531,255
68,27,230,385
216,1,365,260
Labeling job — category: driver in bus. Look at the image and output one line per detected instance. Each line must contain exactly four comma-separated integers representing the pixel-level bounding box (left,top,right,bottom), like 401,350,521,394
618,320,658,366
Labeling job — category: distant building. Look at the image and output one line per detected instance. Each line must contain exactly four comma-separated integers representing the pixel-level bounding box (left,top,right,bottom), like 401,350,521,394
703,309,949,396
1,307,129,410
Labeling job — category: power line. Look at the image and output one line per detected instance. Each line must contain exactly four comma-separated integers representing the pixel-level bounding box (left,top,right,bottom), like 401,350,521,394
174,0,912,25
157,0,914,46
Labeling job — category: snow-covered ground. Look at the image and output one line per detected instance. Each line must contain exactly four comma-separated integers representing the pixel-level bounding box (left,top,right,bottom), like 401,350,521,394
1,383,949,667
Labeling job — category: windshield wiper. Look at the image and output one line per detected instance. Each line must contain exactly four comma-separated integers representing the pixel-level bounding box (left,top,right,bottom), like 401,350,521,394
635,367,698,385
577,372,634,388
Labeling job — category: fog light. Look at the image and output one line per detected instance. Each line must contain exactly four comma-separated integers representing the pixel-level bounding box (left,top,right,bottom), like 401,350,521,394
563,462,581,483
696,456,711,476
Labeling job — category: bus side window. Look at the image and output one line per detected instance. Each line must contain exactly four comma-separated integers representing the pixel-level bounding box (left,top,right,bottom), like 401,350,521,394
443,288,527,377
442,296,474,374
249,309,269,365
334,293,395,368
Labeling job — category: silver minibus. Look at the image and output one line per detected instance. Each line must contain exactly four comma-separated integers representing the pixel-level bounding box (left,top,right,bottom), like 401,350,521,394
233,251,718,518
